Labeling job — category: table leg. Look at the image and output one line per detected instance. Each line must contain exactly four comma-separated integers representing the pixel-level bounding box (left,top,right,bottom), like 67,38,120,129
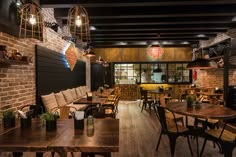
36,152,44,157
196,134,199,157
58,152,67,157
13,152,23,157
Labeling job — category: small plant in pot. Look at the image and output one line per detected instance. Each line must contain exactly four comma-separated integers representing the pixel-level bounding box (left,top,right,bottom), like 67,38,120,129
2,110,16,128
186,95,194,108
40,113,57,131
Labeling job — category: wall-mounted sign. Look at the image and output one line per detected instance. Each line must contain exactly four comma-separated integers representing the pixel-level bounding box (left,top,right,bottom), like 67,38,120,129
65,43,77,71
146,47,164,60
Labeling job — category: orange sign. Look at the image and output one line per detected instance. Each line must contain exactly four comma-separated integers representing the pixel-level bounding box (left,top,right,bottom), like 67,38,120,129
65,43,77,71
146,47,164,59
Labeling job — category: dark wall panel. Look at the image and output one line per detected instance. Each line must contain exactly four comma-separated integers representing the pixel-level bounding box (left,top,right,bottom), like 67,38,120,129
91,63,112,91
36,45,86,110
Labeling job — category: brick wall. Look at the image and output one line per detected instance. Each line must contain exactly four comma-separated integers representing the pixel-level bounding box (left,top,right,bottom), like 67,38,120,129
194,28,236,88
0,8,87,117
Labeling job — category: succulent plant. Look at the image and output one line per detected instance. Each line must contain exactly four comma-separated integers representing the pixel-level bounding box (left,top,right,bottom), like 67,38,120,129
3,110,15,119
40,112,57,121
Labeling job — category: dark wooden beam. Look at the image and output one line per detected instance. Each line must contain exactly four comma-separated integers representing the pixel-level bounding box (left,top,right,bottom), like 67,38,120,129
40,0,236,8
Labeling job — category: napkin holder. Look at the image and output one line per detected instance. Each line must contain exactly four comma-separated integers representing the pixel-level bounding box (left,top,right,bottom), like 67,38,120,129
86,92,93,101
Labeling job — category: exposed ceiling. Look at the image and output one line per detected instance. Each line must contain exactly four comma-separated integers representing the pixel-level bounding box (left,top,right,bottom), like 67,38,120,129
40,0,236,48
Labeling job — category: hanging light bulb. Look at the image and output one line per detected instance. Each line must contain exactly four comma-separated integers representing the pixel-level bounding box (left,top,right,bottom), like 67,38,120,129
75,16,82,27
29,14,36,25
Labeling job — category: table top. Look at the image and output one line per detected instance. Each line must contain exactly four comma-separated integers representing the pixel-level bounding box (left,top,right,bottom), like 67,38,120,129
73,97,107,105
48,119,119,153
0,119,119,153
94,88,114,98
196,92,223,96
165,102,236,120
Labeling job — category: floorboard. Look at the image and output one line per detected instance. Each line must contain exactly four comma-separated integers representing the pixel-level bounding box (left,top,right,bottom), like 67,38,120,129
1,100,235,157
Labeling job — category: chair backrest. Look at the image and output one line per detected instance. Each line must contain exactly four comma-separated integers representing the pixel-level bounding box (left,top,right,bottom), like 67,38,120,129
159,95,166,106
50,106,77,119
140,87,148,101
154,105,168,132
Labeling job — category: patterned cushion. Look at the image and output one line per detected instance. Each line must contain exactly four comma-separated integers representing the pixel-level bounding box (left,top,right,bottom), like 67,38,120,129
55,92,67,106
41,93,58,112
62,89,74,104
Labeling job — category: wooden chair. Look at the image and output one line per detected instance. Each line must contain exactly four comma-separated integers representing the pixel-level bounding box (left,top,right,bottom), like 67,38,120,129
50,105,77,119
154,105,193,157
200,119,236,157
159,95,185,126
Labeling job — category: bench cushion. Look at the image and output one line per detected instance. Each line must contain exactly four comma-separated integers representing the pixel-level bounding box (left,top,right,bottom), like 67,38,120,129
41,93,58,112
55,92,67,106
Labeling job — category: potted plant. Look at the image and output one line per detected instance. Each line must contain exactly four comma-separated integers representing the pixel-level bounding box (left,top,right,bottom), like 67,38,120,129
2,110,15,128
186,95,194,108
40,113,57,131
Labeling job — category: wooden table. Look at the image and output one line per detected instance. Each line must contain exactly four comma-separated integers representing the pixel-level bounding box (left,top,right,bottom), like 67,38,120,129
73,97,107,105
147,90,171,102
165,102,236,120
0,119,119,157
48,119,119,154
164,102,236,157
94,88,114,98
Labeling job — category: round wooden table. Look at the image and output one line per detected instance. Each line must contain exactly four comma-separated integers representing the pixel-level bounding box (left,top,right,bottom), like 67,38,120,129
165,102,236,120
164,102,236,157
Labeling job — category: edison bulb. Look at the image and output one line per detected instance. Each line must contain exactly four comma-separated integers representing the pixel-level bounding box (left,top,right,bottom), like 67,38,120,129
29,14,36,25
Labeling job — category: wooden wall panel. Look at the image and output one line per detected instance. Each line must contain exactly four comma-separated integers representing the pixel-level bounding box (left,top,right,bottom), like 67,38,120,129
94,47,192,62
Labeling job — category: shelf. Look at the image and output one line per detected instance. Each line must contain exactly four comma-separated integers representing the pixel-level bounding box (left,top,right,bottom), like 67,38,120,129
209,55,224,60
0,58,29,66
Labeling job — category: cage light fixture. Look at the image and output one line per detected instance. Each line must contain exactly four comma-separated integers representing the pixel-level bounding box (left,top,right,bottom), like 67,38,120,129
67,5,91,44
19,2,44,41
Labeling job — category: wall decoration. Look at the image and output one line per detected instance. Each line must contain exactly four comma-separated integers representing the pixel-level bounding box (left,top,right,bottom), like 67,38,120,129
146,47,164,60
65,43,77,71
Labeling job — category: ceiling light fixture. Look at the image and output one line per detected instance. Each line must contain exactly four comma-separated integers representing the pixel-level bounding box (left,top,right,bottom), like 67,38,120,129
102,61,109,67
153,64,162,73
96,56,104,64
67,5,90,44
19,2,44,41
186,48,212,69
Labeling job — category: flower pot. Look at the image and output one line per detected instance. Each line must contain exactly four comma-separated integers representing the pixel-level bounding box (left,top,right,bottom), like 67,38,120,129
3,117,15,128
187,102,193,108
74,118,84,129
46,120,57,131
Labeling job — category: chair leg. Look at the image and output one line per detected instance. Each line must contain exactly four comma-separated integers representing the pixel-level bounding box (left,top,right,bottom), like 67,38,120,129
156,132,163,151
141,101,146,112
168,135,177,157
51,152,55,157
187,136,193,156
222,143,233,157
200,137,207,157
180,118,184,126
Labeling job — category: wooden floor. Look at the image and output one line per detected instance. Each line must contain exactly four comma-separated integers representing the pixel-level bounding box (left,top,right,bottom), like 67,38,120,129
1,100,235,157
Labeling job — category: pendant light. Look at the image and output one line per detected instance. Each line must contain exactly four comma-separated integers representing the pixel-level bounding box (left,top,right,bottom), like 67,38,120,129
67,5,90,44
19,2,44,41
187,48,212,69
153,64,162,73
